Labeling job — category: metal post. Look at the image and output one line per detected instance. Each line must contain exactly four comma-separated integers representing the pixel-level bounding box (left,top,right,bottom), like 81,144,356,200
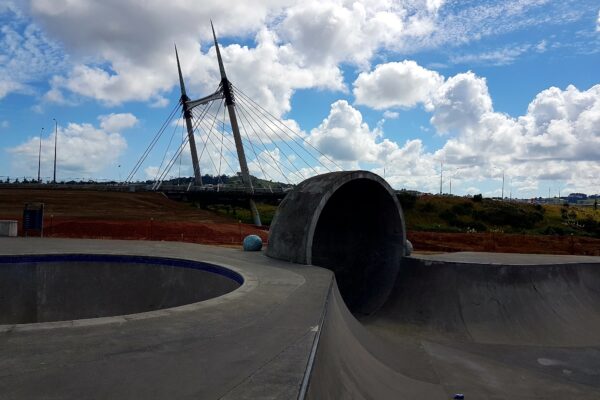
37,127,43,183
439,161,443,195
53,119,57,183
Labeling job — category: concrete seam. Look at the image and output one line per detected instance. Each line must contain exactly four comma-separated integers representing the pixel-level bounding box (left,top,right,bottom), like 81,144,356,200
297,274,334,400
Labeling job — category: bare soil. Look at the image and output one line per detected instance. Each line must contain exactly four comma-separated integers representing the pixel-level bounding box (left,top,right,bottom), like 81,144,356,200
0,188,267,245
408,231,600,256
2,188,599,254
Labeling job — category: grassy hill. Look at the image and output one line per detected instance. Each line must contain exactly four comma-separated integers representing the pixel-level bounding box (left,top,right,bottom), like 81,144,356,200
398,192,600,237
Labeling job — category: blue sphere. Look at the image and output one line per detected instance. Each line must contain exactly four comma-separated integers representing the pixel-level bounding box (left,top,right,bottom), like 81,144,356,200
243,235,263,251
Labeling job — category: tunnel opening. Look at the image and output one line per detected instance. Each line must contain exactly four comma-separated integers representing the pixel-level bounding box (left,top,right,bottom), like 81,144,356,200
311,178,404,315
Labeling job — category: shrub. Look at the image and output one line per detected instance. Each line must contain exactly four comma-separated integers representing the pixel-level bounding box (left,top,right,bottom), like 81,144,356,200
419,202,437,213
472,194,483,202
396,191,417,210
439,209,457,224
451,202,473,216
473,202,544,230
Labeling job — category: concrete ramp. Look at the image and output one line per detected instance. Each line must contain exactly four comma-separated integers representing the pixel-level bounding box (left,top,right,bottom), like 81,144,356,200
266,171,600,398
307,254,600,399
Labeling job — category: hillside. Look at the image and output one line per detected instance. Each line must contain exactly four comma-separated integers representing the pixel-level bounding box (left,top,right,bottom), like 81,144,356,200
397,192,600,238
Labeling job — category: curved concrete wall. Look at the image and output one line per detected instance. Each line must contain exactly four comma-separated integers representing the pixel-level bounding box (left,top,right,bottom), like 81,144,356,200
267,171,405,314
0,254,242,324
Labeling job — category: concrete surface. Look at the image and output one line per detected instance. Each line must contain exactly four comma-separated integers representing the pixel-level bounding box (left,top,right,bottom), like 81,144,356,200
0,255,240,324
2,238,600,399
0,238,332,399
0,220,17,237
307,253,600,399
267,170,406,314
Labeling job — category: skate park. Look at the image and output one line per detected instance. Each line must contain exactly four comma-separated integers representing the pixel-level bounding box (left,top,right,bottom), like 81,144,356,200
2,171,600,399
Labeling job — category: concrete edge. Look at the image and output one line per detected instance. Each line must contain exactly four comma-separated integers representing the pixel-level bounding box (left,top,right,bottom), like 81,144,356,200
0,256,258,333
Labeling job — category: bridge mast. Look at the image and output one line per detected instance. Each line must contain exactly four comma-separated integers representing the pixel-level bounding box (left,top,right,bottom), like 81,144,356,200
175,45,203,186
211,22,262,227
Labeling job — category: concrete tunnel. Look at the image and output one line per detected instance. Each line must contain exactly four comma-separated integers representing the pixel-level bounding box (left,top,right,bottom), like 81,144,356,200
267,171,406,315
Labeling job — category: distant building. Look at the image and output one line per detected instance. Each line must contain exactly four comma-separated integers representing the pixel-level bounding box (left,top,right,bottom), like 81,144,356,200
567,193,587,204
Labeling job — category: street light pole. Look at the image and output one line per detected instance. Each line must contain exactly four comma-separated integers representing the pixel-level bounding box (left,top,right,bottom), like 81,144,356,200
52,118,57,184
37,127,44,183
439,161,443,195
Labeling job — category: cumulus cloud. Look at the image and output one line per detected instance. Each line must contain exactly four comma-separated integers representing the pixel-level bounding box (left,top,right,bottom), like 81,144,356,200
353,60,443,109
308,100,394,162
33,0,447,111
8,117,130,179
98,113,138,133
276,0,417,67
191,28,345,117
22,0,595,116
434,82,600,194
351,59,600,194
306,103,442,191
429,71,493,134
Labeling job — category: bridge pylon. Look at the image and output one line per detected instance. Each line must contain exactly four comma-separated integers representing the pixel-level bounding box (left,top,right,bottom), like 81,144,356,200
174,23,262,226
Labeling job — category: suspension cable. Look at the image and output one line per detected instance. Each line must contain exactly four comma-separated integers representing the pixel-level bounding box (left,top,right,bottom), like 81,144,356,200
233,84,342,170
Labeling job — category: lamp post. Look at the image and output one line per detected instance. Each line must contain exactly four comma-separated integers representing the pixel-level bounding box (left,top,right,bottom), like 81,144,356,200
37,127,44,183
449,167,466,196
52,118,57,184
439,161,443,195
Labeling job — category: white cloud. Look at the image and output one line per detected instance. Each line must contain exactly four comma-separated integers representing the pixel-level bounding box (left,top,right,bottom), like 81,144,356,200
98,113,138,133
416,0,590,52
597,10,600,32
276,1,421,67
383,111,399,119
450,44,532,66
34,0,446,111
350,59,600,194
0,5,67,99
353,61,443,109
24,0,596,116
190,28,345,117
308,100,393,162
429,71,493,134
8,118,128,179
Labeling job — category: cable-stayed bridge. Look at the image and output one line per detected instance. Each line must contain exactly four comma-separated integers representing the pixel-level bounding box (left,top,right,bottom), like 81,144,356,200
125,23,340,226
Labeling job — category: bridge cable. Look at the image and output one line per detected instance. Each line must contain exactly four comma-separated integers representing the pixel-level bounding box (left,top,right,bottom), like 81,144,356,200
125,101,180,183
232,89,319,176
234,100,298,184
233,95,310,181
153,110,186,183
232,84,342,171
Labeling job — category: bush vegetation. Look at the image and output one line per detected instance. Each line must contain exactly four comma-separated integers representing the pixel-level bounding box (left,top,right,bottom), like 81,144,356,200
403,194,600,237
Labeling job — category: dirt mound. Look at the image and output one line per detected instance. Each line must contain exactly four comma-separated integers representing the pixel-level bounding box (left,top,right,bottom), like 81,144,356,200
0,188,266,245
409,230,600,256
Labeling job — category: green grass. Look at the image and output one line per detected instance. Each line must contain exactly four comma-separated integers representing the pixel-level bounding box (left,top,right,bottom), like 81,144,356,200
398,193,600,237
205,202,279,225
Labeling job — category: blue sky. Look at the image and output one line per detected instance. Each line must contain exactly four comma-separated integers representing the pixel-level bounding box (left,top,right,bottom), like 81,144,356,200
1,0,599,197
